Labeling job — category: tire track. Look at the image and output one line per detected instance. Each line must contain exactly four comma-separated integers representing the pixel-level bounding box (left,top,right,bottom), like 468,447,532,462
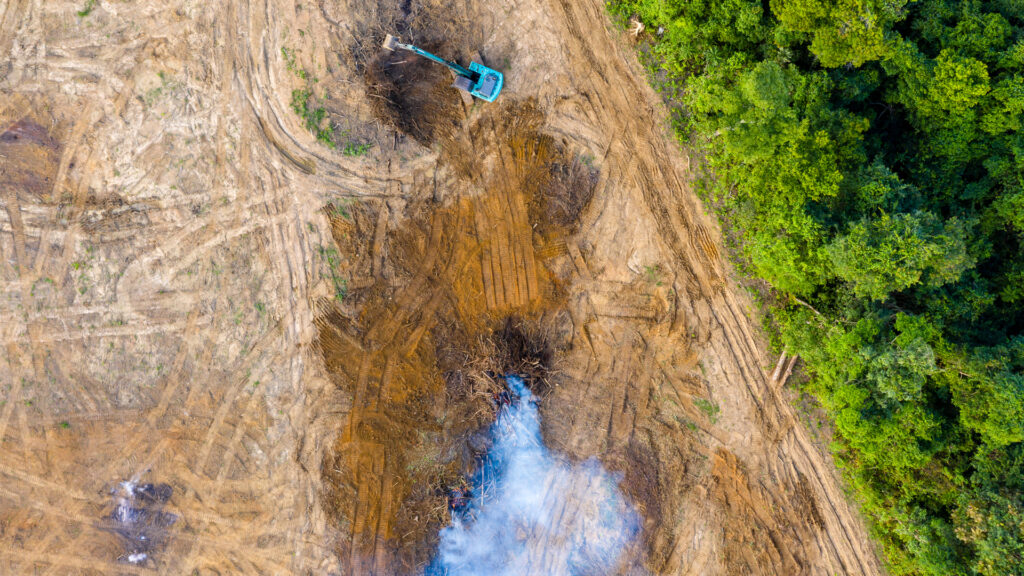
541,0,882,573
27,310,201,575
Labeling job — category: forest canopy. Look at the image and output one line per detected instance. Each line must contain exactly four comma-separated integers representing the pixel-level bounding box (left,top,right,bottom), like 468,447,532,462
609,0,1024,574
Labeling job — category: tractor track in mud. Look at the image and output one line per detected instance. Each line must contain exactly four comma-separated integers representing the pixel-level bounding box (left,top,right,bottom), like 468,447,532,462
1,0,881,574
546,0,882,573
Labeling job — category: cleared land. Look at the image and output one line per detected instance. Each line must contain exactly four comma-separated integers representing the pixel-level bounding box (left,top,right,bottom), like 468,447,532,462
0,0,882,574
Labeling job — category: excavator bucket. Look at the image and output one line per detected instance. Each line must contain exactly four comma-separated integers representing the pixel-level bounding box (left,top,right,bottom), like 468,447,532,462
382,34,401,51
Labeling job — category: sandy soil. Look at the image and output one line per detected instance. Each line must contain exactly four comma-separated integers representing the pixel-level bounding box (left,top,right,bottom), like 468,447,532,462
0,0,883,574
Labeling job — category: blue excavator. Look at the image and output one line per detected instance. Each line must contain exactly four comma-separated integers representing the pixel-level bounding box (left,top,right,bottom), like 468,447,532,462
382,34,504,103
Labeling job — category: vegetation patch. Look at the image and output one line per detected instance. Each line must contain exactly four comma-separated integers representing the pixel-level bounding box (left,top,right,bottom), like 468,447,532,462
290,87,335,148
282,46,373,155
694,398,720,424
317,245,348,302
341,138,373,157
610,1,1024,574
76,0,96,17
142,71,178,108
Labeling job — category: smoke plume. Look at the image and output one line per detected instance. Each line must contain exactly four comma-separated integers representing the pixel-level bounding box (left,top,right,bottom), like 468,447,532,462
431,375,639,575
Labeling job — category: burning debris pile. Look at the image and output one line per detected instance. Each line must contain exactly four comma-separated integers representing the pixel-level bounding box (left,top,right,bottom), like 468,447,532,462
102,480,177,566
431,376,639,576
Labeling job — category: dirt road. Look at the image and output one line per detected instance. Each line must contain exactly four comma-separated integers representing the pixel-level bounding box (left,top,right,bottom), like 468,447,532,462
0,0,882,574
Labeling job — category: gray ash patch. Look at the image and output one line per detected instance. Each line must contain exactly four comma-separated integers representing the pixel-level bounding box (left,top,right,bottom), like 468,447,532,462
101,481,177,566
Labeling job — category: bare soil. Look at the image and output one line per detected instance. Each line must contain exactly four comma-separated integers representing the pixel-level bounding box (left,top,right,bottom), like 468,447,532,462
0,0,883,575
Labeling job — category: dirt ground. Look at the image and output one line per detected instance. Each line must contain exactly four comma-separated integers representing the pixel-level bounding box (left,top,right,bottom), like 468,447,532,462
0,0,884,574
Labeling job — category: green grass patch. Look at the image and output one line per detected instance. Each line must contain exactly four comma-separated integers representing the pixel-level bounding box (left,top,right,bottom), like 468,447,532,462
342,141,372,157
282,47,371,154
318,245,348,302
290,88,335,148
76,0,96,17
281,47,307,80
326,200,351,220
693,398,720,424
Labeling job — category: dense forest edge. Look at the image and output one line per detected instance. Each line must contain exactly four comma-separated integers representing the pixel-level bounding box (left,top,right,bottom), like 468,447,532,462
606,1,1024,574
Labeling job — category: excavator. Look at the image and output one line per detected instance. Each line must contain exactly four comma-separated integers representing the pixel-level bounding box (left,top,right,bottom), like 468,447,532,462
382,34,504,103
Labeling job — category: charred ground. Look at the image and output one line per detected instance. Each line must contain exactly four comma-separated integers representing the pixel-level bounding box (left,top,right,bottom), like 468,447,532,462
315,95,597,572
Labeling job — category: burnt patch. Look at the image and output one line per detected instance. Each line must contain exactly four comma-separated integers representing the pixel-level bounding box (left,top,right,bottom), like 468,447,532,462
1,119,56,146
101,481,177,566
349,0,486,148
316,67,590,575
365,43,463,147
493,316,556,397
0,118,63,199
620,439,663,533
478,101,599,237
536,156,599,234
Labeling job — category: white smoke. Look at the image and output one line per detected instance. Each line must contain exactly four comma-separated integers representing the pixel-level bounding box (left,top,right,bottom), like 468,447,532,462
432,376,640,576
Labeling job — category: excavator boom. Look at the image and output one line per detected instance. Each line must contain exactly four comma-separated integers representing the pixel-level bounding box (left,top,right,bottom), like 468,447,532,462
381,34,504,103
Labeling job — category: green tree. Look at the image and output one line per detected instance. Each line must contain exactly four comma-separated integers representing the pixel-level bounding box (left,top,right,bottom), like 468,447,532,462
610,0,769,73
954,445,1024,576
771,0,908,66
827,212,975,300
947,341,1024,447
979,76,1024,136
838,160,922,217
890,47,992,163
993,190,1024,234
690,62,866,294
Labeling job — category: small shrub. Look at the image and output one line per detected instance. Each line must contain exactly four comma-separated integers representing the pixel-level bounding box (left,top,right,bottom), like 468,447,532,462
290,88,335,148
694,398,720,424
77,0,96,17
342,141,372,157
